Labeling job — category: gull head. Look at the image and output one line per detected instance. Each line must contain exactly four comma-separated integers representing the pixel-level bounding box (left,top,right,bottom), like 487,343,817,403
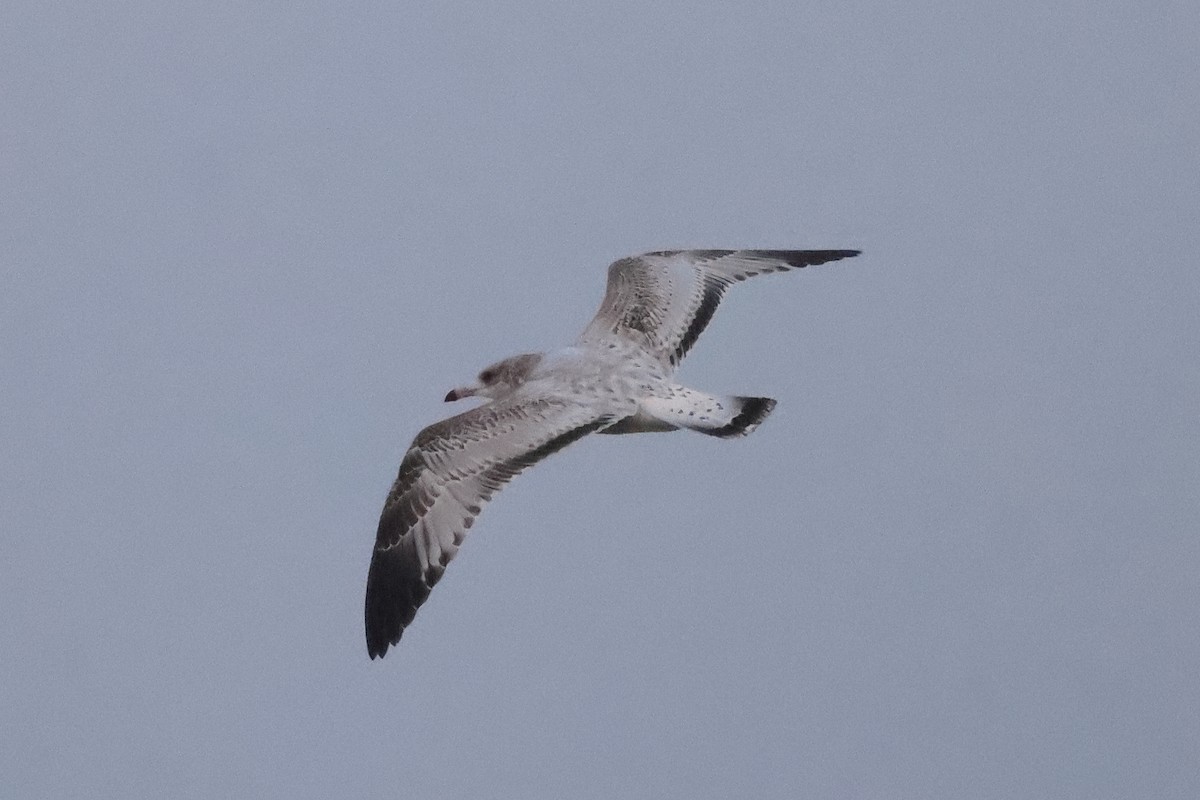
445,353,544,402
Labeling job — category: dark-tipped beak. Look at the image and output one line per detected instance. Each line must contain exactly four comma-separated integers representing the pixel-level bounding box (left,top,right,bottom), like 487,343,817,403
444,385,479,402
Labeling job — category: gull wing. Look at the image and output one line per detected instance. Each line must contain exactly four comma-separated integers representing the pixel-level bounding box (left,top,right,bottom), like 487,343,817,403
365,395,609,658
579,249,860,367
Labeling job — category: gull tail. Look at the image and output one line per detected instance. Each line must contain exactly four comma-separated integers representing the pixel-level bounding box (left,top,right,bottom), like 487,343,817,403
638,387,777,439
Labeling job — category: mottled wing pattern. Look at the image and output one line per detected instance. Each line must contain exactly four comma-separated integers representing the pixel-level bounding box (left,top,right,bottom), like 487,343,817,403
579,249,860,367
365,395,609,658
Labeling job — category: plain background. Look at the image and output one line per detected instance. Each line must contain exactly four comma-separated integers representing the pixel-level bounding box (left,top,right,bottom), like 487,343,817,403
3,2,1198,798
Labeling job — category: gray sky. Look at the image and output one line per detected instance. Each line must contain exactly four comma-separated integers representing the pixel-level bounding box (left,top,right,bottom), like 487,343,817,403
3,1,1198,798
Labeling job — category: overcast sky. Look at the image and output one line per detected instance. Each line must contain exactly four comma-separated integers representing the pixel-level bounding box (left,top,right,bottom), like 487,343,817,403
3,2,1198,798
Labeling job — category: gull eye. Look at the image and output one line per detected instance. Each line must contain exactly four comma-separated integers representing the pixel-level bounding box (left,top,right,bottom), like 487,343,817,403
480,369,496,383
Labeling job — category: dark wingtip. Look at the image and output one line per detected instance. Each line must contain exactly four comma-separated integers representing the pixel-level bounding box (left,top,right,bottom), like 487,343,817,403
763,249,861,268
367,641,395,660
365,613,402,660
365,544,423,661
365,596,402,659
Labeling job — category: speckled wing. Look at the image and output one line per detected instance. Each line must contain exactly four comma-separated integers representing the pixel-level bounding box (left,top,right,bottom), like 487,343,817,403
365,395,610,658
579,249,860,367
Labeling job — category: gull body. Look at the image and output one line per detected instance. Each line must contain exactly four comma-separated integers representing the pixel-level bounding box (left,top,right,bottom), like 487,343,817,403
366,248,860,658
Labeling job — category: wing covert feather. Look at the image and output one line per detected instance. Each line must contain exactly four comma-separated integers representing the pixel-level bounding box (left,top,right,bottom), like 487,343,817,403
365,396,607,658
579,249,859,366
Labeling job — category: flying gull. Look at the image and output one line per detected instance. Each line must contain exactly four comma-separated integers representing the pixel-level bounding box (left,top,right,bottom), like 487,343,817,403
365,248,859,658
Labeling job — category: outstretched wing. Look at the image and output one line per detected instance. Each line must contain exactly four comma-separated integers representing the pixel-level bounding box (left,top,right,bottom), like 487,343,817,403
579,249,860,367
365,395,609,658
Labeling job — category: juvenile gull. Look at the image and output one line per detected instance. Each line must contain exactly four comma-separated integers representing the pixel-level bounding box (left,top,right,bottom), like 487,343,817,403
365,248,859,658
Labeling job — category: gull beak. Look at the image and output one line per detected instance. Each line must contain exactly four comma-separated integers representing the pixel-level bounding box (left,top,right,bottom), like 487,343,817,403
444,384,480,402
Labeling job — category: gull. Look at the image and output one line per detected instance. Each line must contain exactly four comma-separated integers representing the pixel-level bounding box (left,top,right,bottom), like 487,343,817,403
365,248,859,658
